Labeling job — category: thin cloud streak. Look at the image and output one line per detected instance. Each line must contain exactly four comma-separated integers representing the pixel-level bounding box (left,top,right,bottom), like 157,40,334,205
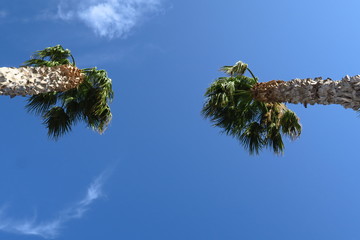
0,171,109,239
56,0,162,38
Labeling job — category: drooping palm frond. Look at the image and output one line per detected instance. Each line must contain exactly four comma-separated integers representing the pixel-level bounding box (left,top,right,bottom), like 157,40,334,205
238,122,265,155
43,106,72,140
24,45,113,139
69,67,113,133
202,62,301,155
280,109,302,140
26,92,58,115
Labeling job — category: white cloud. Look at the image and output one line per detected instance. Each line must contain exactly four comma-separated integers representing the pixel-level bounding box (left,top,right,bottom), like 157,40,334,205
0,171,109,239
56,0,162,38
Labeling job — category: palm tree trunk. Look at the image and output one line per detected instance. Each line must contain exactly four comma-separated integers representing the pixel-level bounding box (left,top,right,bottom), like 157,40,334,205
0,65,83,97
251,76,360,110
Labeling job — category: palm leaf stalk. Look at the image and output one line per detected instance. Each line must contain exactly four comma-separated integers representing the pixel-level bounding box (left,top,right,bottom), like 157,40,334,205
3,45,113,139
202,61,301,155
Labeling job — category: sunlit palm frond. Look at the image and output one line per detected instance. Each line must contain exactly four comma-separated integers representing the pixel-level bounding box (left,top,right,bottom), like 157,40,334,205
280,109,302,140
23,45,74,67
220,61,248,77
260,103,301,155
83,68,114,100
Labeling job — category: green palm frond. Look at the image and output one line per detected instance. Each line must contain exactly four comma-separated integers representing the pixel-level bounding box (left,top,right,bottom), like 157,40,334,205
64,100,82,122
203,61,302,155
280,109,302,140
43,107,72,140
264,123,284,155
238,122,265,155
202,76,258,136
23,45,75,67
23,45,113,139
26,92,58,115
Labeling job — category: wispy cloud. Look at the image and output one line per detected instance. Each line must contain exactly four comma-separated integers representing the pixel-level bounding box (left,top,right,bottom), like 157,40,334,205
56,0,163,38
0,171,110,239
0,10,7,18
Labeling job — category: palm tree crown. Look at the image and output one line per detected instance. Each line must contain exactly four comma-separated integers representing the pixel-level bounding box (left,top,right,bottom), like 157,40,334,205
24,45,113,139
202,61,301,155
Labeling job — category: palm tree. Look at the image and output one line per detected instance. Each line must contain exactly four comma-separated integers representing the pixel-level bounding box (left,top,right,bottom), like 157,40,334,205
1,45,113,139
202,61,301,155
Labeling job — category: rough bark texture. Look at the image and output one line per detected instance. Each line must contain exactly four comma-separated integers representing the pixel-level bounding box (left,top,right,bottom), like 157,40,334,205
251,76,360,110
0,65,84,97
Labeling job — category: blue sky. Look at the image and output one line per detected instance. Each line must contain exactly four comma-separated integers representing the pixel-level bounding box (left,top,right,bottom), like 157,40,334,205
1,0,360,239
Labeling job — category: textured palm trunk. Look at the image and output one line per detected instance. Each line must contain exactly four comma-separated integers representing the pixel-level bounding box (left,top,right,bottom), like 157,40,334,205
251,75,360,110
0,65,84,97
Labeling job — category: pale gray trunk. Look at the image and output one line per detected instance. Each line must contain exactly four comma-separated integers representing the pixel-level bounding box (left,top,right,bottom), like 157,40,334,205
252,75,360,110
0,65,84,97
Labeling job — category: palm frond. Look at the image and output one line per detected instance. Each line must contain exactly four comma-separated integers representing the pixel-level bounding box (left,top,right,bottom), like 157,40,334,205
83,68,114,100
26,92,58,115
22,45,113,139
264,123,284,155
64,99,82,123
203,61,302,155
23,45,74,67
238,122,265,155
43,107,72,140
280,109,302,140
202,75,259,135
80,68,113,133
220,61,248,76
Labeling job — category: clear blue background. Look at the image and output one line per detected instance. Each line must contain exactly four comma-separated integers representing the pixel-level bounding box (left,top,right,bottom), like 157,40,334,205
1,0,360,239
